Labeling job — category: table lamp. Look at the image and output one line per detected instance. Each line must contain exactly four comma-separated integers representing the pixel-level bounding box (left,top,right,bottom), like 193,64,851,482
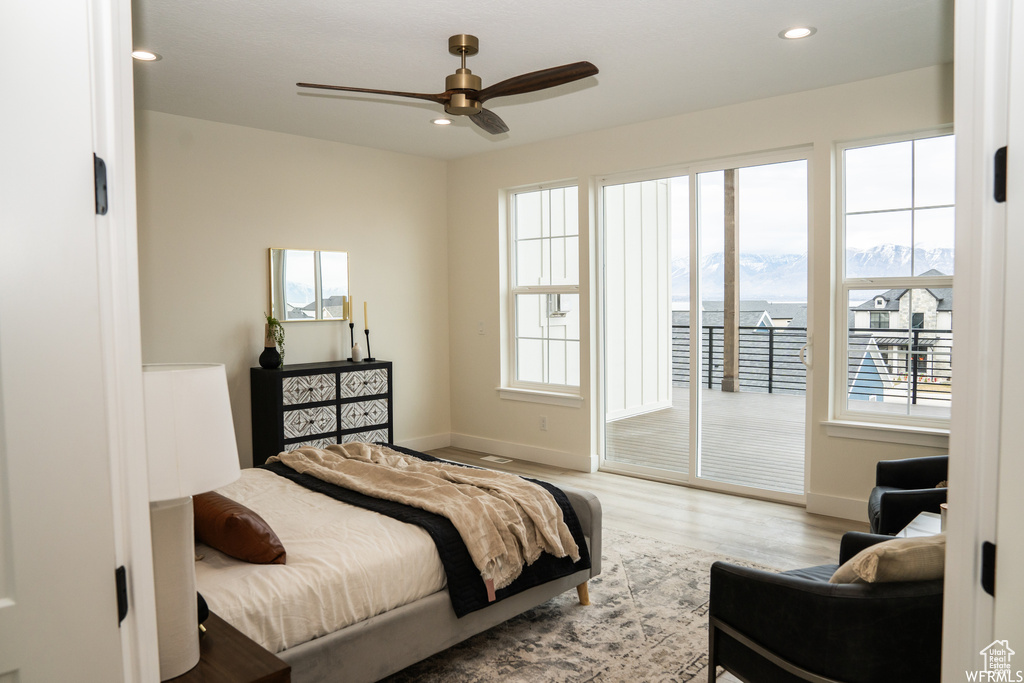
143,364,241,680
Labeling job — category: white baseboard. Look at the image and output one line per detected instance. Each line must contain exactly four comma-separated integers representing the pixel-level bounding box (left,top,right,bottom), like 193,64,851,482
450,433,597,472
805,492,869,524
395,433,451,453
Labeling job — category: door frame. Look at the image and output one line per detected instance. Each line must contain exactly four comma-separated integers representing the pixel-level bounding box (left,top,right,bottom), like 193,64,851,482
596,146,812,505
0,0,158,680
942,0,1012,675
89,0,161,677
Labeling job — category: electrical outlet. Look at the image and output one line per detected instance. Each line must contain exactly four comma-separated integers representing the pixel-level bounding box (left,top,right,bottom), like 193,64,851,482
539,416,547,431
477,321,485,335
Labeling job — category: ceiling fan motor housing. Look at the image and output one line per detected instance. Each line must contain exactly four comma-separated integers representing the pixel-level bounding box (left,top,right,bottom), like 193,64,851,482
444,34,483,115
445,68,482,93
445,92,482,116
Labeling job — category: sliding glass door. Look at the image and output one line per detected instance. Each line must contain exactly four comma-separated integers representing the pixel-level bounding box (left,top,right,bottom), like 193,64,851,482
601,152,809,500
603,176,687,473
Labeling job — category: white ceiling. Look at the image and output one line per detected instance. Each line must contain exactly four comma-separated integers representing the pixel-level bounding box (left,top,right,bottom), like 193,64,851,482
131,0,953,161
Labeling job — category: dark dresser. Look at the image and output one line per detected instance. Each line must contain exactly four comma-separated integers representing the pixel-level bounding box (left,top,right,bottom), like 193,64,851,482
250,359,393,466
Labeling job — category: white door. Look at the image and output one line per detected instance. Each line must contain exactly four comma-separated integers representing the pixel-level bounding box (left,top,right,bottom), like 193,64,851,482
945,0,1024,676
0,1,128,680
994,0,1024,652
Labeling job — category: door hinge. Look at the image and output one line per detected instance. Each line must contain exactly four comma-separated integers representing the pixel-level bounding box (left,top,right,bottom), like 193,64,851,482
115,565,128,625
981,541,996,597
94,153,108,215
995,146,1007,203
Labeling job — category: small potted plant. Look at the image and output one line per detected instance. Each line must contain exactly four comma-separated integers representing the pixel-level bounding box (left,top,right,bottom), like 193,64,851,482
260,313,285,368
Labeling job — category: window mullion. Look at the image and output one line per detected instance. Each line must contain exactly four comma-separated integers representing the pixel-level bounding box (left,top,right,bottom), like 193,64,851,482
910,140,916,276
837,131,954,426
508,185,580,392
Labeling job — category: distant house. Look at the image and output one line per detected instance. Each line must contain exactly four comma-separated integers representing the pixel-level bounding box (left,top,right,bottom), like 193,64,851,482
675,300,811,328
847,337,888,401
699,310,774,327
301,294,348,319
847,270,953,401
850,269,952,332
286,303,313,319
763,302,807,327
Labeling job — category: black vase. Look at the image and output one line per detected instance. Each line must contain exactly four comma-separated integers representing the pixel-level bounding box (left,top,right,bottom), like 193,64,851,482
259,345,281,369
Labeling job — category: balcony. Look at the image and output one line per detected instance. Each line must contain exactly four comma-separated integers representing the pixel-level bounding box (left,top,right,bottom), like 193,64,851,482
604,324,953,493
606,324,808,493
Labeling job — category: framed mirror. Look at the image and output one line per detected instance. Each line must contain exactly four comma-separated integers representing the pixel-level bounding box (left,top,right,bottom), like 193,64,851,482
269,248,350,321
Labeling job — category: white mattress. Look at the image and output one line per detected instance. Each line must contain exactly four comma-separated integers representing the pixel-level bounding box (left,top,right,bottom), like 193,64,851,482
194,468,447,653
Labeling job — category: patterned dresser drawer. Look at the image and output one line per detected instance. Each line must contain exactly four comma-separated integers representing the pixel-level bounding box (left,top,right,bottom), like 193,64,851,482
286,437,337,450
340,428,388,445
339,369,388,398
251,360,393,467
339,399,389,430
283,405,337,438
282,372,337,405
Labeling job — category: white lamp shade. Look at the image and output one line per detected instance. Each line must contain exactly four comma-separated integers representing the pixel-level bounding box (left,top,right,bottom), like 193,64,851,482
143,363,241,501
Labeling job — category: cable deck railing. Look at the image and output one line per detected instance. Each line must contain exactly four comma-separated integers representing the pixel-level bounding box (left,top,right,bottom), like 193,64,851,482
671,324,953,407
672,324,808,395
847,326,952,407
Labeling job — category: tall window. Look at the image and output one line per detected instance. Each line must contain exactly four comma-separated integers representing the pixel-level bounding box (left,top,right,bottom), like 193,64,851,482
839,132,954,423
509,186,580,390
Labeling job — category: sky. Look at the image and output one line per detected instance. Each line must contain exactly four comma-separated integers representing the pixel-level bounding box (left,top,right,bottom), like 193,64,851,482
669,159,808,260
666,133,955,260
282,249,350,302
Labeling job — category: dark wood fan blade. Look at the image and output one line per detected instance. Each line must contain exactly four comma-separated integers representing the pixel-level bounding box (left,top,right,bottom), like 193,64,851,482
476,61,598,103
296,82,449,105
469,108,509,135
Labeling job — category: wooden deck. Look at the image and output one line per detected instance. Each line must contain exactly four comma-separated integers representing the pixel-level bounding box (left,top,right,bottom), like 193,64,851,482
605,386,806,494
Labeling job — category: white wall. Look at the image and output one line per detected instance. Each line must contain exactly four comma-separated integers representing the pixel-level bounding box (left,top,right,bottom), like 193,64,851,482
447,65,953,510
135,111,451,467
604,179,672,421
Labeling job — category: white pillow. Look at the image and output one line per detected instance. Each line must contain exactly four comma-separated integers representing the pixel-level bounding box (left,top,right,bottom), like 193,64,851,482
829,534,945,584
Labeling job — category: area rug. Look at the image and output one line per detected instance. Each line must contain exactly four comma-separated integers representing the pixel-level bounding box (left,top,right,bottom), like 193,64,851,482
382,528,770,683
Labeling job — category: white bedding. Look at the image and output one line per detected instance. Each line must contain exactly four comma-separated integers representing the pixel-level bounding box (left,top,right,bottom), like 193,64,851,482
194,468,446,653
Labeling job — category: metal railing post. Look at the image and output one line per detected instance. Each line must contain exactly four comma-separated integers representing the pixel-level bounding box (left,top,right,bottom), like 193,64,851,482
768,327,775,394
707,327,715,388
911,329,920,405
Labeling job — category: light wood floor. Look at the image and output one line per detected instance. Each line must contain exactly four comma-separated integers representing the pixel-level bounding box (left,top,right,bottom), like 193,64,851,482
428,446,867,571
428,446,866,683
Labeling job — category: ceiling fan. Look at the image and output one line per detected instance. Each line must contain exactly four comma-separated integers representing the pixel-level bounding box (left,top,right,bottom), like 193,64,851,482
297,34,598,135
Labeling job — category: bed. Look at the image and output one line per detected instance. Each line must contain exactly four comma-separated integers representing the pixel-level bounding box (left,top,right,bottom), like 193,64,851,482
194,445,602,683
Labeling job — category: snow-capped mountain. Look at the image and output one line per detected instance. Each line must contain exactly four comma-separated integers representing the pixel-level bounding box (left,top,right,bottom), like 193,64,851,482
845,245,954,279
671,245,953,302
286,281,316,306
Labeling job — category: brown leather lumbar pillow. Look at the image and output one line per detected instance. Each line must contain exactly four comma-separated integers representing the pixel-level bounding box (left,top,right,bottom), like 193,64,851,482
193,491,286,564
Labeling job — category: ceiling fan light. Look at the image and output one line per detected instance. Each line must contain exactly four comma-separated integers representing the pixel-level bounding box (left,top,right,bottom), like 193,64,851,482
132,50,161,61
780,27,816,40
432,118,452,126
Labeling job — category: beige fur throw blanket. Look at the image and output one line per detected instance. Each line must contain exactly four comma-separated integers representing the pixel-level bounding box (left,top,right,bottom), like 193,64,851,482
268,443,580,590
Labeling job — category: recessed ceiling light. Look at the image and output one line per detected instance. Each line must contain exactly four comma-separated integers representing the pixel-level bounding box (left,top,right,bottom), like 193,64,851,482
779,26,816,40
131,50,161,61
432,118,452,126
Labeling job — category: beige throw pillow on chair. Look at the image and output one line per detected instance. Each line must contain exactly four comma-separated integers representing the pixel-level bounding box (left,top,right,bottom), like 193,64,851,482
830,534,945,584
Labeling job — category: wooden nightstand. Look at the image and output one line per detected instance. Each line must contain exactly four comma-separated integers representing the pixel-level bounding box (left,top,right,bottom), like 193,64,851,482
167,612,290,683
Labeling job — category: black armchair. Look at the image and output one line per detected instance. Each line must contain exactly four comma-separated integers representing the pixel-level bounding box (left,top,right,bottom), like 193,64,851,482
708,532,943,683
869,455,948,535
